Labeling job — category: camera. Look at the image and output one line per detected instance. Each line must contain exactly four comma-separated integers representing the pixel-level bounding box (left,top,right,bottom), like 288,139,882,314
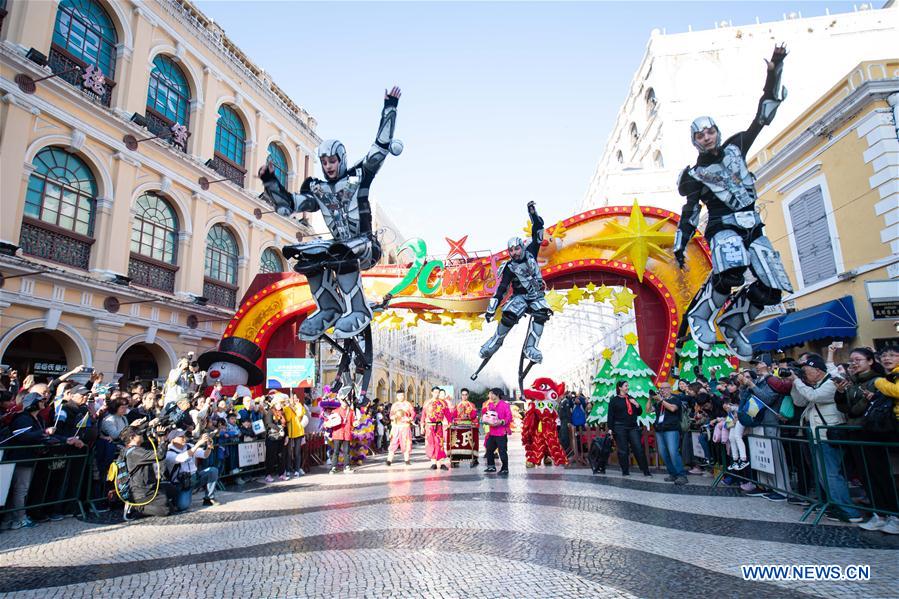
774,363,802,379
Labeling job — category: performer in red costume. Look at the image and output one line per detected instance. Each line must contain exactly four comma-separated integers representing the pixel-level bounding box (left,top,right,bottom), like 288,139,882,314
421,386,450,470
521,378,568,467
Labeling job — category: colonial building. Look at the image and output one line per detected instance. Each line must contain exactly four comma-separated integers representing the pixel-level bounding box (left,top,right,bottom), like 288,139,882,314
0,0,423,395
581,3,898,214
744,59,899,355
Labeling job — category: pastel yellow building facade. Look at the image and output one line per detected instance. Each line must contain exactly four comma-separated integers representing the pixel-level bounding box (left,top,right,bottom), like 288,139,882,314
0,0,428,397
747,59,899,354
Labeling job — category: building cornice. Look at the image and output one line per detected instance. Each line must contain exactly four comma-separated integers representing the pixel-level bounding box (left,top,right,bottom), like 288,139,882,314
753,78,899,186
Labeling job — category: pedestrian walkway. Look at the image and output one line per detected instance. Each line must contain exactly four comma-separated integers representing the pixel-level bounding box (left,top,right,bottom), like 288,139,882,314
0,438,896,598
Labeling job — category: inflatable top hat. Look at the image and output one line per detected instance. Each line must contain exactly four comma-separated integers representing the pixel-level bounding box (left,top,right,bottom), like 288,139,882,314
197,336,264,387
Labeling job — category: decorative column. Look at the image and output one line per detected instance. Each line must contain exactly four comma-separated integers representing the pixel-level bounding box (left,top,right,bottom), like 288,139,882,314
0,96,38,247
93,152,139,278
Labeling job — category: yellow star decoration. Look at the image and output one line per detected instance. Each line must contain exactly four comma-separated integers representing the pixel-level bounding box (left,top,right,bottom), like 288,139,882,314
545,289,566,312
419,312,440,324
581,199,674,282
585,282,597,294
522,219,532,236
467,317,484,331
566,286,586,306
601,347,614,360
388,314,405,330
623,332,639,346
438,311,456,326
401,312,420,328
592,284,613,303
611,287,637,314
550,220,568,239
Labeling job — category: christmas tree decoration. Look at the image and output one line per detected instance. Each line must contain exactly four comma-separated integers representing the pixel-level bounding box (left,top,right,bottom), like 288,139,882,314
566,286,586,306
610,287,637,314
587,348,616,424
581,200,675,282
675,340,735,382
611,333,657,426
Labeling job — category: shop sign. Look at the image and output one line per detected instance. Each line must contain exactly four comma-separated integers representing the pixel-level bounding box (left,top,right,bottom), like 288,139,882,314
871,301,899,320
33,362,68,375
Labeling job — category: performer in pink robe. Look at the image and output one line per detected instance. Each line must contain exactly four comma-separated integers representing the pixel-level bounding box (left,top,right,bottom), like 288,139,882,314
447,387,480,467
421,386,450,470
386,391,414,466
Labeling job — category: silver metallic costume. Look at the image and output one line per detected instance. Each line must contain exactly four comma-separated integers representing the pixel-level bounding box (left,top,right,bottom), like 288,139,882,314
480,203,551,363
674,46,792,361
260,93,401,341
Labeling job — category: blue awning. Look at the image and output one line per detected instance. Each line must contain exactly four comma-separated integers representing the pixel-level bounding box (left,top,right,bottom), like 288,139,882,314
777,295,857,348
745,315,784,352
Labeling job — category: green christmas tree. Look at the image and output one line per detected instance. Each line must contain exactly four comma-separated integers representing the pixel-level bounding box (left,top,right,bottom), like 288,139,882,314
676,340,735,382
587,348,615,424
610,333,657,427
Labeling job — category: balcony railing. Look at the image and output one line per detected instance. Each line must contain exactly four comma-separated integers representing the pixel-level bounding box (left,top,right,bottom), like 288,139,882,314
48,45,115,107
19,219,93,270
145,108,189,153
208,153,246,188
128,253,177,294
204,277,237,309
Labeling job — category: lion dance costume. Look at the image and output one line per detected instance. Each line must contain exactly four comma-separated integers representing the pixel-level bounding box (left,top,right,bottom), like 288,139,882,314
521,378,568,467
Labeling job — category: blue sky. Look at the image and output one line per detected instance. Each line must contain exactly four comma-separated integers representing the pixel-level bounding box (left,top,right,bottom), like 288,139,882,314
196,1,859,253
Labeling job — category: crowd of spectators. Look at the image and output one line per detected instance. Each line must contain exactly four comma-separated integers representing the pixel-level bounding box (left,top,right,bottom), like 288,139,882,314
0,359,317,529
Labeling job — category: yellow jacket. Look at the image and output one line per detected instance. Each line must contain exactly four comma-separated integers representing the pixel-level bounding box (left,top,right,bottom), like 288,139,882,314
284,403,306,438
873,364,899,421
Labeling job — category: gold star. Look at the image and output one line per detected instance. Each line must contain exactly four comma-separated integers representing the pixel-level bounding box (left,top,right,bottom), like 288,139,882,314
419,312,440,324
545,289,566,312
581,199,674,282
467,318,484,331
593,284,613,303
566,286,585,306
551,220,568,239
438,311,456,326
388,314,405,330
623,332,639,346
611,287,637,314
601,348,614,360
585,282,597,294
401,312,420,328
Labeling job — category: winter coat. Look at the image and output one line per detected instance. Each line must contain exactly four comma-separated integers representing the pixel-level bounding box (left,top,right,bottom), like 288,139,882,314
791,376,844,440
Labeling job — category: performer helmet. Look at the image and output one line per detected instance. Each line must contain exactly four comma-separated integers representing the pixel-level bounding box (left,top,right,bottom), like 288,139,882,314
690,116,721,153
507,237,526,260
317,139,347,179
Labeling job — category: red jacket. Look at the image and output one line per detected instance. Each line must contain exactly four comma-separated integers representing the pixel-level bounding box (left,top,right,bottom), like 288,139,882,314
330,406,355,441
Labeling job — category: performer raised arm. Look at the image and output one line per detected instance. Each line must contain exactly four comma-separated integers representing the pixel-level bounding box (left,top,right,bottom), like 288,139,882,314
258,87,402,341
673,45,792,361
479,201,551,364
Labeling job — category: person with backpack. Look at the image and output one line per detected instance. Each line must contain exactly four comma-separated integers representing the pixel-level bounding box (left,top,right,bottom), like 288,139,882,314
653,382,687,485
117,426,175,517
164,429,218,511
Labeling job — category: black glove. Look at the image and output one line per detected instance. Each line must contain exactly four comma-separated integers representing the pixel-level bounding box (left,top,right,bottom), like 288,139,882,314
674,249,686,269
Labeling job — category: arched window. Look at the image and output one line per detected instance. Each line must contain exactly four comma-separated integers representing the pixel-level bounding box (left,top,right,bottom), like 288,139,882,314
267,143,288,187
629,122,639,147
131,192,178,264
204,225,239,284
645,87,658,118
146,55,191,150
51,0,117,105
21,147,98,269
652,150,664,169
214,105,246,166
259,248,284,274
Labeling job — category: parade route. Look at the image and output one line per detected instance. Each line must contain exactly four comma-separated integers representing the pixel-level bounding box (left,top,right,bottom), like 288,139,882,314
1,438,897,599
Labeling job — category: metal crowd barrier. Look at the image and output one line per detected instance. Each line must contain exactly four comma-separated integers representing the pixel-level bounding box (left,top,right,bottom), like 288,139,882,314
567,425,660,470
0,443,91,521
811,424,899,525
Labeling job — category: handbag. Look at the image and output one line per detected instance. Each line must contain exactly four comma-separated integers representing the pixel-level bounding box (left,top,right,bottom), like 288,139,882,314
324,412,343,429
779,395,795,420
862,393,898,434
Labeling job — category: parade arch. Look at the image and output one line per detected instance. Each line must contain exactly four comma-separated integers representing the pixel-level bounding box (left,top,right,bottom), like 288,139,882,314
218,203,711,385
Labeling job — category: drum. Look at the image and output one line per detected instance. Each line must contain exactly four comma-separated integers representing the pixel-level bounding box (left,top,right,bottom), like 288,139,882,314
446,423,478,460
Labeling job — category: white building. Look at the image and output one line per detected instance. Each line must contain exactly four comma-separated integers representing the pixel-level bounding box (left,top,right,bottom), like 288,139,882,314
582,3,899,214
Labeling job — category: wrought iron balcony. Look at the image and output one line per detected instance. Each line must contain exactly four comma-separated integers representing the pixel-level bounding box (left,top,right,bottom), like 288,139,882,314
204,277,237,309
19,219,92,270
128,253,177,294
145,108,189,153
207,154,246,188
48,45,115,107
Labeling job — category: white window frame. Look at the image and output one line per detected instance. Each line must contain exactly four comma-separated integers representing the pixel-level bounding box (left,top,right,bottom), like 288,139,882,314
780,174,845,291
